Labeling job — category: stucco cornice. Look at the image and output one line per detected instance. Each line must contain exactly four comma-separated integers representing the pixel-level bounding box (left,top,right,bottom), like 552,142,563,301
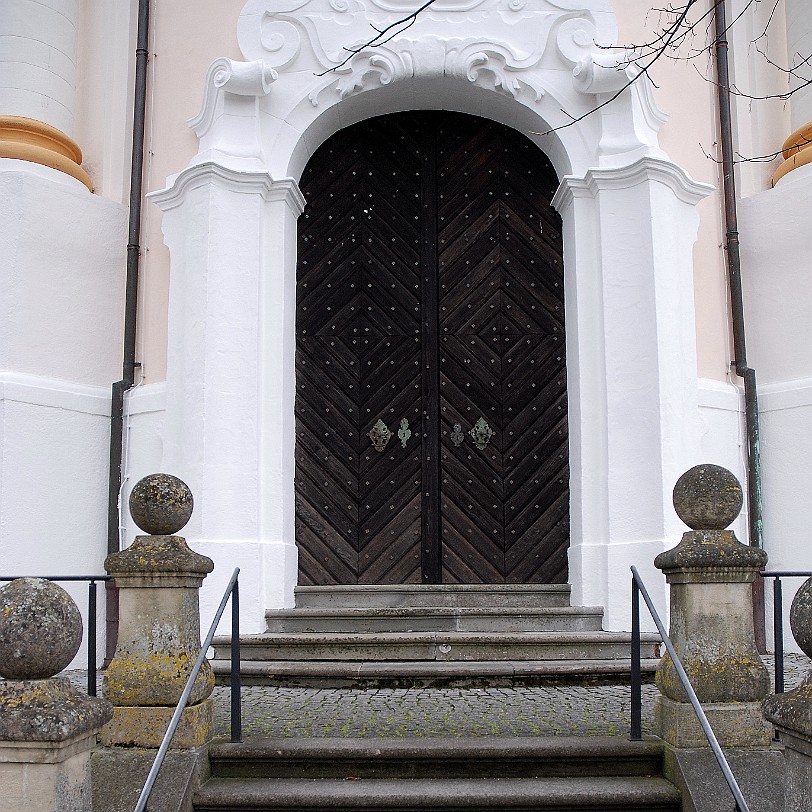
552,157,714,212
148,162,306,215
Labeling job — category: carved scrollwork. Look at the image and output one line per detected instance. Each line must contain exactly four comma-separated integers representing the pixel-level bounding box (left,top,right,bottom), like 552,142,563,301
308,36,546,106
189,57,277,139
259,19,302,69
239,0,354,69
238,0,606,89
369,0,489,10
330,50,408,101
447,43,545,101
556,17,603,67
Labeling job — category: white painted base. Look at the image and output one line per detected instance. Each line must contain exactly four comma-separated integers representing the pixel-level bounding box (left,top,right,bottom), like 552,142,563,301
0,376,111,670
124,367,299,637
757,379,812,654
697,380,748,540
0,162,126,670
740,164,812,656
192,538,298,637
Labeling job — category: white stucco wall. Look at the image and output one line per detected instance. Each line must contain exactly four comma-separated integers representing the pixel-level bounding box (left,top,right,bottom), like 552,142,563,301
2,0,809,661
125,0,740,383
0,163,126,667
740,164,812,654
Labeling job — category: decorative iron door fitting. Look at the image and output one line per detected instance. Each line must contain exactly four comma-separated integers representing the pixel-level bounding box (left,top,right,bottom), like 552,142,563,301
368,419,392,452
398,419,412,448
450,423,465,447
469,417,495,450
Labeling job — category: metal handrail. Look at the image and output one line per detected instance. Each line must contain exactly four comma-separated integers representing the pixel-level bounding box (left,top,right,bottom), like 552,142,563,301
0,574,111,695
759,570,812,694
134,567,242,812
630,566,750,812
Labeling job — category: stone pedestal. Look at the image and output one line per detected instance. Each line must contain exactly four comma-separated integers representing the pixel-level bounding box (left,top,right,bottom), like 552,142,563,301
101,697,215,750
656,695,772,749
103,474,215,749
0,680,113,812
0,580,113,812
654,465,771,748
763,576,812,812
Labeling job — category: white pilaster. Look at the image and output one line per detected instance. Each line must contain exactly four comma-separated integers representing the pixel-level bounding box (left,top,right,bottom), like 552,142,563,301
554,158,712,629
150,165,304,632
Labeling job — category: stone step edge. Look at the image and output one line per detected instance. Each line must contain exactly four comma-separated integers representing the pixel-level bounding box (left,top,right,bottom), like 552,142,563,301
266,607,605,619
194,775,681,808
210,658,661,678
296,585,572,594
214,631,660,645
208,735,665,760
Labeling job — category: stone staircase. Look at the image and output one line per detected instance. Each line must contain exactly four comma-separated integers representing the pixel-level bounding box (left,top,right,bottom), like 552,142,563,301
210,585,660,687
193,736,681,811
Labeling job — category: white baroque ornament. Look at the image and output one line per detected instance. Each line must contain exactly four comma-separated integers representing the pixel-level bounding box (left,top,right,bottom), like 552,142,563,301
190,58,278,139
237,0,617,85
307,36,548,105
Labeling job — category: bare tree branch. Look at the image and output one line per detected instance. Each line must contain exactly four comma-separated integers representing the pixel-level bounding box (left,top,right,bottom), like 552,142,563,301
755,0,782,42
699,134,812,165
317,0,440,76
538,0,699,136
318,0,811,162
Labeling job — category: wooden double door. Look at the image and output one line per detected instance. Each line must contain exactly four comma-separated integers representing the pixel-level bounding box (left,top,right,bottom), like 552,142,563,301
295,111,568,585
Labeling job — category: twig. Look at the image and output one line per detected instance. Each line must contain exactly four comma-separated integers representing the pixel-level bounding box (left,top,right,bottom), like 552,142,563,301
539,0,698,136
316,0,440,76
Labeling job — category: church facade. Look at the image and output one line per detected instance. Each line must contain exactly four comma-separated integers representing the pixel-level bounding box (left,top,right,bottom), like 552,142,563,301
1,0,811,664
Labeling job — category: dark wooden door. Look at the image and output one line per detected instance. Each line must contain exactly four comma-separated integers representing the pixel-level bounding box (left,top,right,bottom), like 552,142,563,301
295,111,567,585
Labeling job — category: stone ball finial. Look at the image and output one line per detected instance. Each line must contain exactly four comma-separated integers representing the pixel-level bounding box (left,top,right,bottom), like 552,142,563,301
0,578,83,679
129,473,193,536
672,464,743,530
790,578,812,659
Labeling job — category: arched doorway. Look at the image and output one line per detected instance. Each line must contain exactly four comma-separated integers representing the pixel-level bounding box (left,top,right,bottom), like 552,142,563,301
295,111,568,586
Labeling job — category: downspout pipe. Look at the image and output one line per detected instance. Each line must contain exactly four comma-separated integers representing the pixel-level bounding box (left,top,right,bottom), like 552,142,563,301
105,0,149,663
713,0,765,647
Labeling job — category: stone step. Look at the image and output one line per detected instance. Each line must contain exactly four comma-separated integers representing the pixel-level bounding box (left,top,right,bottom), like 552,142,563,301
194,738,681,811
194,776,681,811
264,606,605,634
212,631,660,664
207,737,667,779
211,657,661,687
293,584,572,610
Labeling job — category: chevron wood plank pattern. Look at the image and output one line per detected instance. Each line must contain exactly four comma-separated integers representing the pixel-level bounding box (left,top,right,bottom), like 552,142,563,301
296,111,567,585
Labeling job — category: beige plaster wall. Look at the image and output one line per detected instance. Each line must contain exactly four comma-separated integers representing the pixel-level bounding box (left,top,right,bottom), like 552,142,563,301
137,0,244,384
113,0,790,384
611,0,731,382
613,0,788,382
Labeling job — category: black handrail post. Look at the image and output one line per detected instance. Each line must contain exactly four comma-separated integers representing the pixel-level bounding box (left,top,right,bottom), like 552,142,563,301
630,574,642,741
231,576,242,743
88,580,98,696
773,577,784,694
